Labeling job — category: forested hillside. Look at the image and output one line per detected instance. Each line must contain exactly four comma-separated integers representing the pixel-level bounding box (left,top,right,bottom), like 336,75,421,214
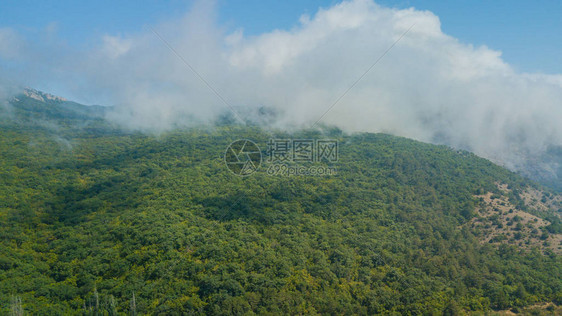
0,94,561,314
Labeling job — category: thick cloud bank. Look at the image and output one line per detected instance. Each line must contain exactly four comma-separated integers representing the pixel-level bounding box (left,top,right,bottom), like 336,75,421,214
2,0,562,182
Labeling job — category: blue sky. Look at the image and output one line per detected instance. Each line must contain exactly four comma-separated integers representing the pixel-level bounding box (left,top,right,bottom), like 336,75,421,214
0,0,561,74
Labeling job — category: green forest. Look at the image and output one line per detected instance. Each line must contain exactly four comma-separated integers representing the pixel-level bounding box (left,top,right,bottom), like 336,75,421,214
0,95,561,314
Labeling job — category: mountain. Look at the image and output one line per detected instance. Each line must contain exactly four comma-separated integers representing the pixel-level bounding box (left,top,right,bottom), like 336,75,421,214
4,88,107,127
519,147,562,192
0,91,561,314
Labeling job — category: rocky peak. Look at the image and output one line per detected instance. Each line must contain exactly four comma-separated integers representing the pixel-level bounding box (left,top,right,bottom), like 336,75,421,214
23,87,67,102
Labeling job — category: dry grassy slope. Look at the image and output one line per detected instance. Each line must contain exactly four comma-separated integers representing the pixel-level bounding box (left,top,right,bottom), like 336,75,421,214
469,183,562,254
495,302,561,315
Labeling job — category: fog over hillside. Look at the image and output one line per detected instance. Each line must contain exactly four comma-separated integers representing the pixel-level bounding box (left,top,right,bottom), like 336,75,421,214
2,0,562,186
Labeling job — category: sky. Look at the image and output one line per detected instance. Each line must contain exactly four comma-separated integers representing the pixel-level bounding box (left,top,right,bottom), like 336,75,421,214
1,0,562,182
1,0,561,77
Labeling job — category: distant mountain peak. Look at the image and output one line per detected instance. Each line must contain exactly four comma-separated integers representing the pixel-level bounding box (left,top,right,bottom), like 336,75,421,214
22,87,67,102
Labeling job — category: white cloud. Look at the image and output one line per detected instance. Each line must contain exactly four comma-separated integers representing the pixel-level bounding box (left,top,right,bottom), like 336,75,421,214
0,27,25,60
86,1,562,174
101,35,133,59
3,0,562,182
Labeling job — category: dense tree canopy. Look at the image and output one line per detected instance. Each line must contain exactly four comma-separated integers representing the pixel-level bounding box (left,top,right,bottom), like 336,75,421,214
0,96,561,314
